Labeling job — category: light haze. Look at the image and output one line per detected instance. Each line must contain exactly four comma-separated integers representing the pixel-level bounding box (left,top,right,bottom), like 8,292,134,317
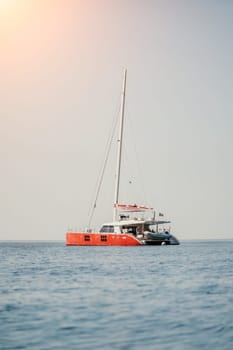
1,0,233,240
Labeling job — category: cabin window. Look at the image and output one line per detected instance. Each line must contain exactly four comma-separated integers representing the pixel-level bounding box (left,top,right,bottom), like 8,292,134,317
100,225,114,233
101,235,107,242
122,226,137,235
84,235,90,241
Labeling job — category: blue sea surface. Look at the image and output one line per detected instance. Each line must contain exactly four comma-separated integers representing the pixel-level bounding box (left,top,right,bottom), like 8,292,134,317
0,240,233,350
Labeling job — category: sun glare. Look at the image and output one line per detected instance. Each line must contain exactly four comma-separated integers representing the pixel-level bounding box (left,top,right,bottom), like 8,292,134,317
0,0,17,11
0,0,25,26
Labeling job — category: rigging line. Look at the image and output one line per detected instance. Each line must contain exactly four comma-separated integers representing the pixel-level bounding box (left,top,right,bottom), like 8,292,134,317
87,105,119,219
87,94,121,219
87,108,118,218
87,109,119,229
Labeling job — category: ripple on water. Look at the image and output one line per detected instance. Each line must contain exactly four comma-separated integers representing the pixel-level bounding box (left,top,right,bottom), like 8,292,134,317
0,241,233,350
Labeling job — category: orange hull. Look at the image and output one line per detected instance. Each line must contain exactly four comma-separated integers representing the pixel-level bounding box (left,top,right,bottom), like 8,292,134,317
66,232,143,246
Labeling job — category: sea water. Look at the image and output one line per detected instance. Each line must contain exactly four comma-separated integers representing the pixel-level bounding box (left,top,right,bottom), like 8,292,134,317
0,240,232,350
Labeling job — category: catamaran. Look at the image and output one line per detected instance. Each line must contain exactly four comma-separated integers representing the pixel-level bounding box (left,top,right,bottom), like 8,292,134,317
66,69,179,246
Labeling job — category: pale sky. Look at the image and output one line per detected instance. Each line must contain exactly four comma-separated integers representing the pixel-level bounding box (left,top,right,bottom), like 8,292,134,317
1,0,233,240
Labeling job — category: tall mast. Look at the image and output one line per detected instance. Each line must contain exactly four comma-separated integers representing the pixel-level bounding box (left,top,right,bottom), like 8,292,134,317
113,68,127,221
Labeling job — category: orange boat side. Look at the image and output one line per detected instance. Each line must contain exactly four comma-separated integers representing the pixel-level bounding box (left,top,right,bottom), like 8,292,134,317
66,232,142,246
